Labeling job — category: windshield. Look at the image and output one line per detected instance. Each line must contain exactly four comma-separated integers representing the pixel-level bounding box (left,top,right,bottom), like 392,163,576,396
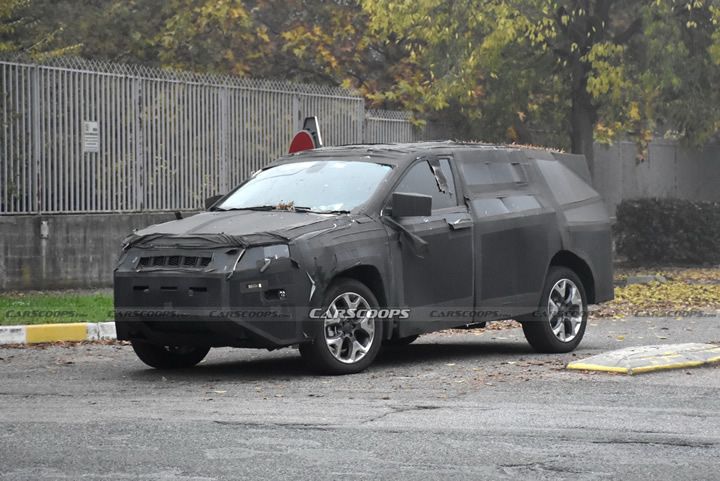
218,160,393,213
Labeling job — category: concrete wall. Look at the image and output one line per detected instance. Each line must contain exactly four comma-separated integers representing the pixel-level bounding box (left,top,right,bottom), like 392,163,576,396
0,212,185,291
593,140,720,216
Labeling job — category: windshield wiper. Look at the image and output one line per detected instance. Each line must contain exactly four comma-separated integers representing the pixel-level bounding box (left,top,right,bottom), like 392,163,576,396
292,206,351,214
311,209,351,214
215,205,275,212
216,205,350,214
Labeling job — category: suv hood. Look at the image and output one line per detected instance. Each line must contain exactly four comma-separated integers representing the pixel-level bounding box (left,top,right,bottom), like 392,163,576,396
123,210,351,250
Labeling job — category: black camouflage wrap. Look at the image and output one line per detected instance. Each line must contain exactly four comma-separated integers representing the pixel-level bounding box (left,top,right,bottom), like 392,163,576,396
114,142,613,348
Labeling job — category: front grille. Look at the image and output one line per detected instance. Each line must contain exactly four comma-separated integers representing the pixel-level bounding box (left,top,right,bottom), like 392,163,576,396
138,255,212,269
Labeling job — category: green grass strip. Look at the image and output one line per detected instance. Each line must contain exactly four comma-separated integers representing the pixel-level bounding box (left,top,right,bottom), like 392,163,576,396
0,294,113,326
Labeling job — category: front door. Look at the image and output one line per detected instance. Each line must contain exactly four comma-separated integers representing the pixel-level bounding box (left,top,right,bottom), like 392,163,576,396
383,156,474,337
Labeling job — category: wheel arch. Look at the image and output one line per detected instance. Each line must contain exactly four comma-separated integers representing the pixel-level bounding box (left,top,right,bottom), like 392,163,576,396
549,251,596,303
332,265,392,340
334,265,388,307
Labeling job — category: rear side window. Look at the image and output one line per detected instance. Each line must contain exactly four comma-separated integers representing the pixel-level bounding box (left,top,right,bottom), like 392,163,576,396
393,159,456,210
535,159,596,205
460,161,525,186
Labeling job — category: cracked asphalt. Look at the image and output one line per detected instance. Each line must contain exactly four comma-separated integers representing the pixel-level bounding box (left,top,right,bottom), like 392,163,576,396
1,316,719,480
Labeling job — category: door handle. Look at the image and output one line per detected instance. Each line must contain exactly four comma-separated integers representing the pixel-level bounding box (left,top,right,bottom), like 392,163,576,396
448,217,472,230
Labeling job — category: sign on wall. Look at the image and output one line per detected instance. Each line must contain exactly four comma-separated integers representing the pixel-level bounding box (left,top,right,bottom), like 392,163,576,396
83,121,99,153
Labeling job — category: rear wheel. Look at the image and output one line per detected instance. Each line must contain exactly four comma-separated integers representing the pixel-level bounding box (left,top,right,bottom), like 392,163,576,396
300,278,383,375
130,340,210,369
521,267,588,353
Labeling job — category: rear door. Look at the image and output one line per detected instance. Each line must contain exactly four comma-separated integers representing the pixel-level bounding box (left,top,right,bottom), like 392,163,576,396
457,149,558,317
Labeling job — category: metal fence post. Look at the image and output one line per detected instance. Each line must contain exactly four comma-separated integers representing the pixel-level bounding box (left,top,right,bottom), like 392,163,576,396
293,95,301,133
133,76,144,212
31,63,41,214
220,86,229,194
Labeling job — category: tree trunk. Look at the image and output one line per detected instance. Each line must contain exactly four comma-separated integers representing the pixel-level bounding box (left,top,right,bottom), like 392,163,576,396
570,58,598,177
570,94,597,176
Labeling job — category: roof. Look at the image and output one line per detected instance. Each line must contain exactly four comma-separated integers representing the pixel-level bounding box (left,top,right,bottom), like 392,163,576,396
281,141,565,168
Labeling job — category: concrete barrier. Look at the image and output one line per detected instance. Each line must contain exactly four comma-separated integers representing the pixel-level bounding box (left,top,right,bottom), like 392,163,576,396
0,322,117,344
0,212,192,291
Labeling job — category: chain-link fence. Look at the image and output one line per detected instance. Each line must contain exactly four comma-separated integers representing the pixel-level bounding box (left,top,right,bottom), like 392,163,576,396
0,57,426,214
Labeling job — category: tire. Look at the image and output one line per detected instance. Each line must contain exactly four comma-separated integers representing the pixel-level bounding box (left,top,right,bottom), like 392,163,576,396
521,267,588,353
131,340,210,369
383,334,419,347
300,278,383,375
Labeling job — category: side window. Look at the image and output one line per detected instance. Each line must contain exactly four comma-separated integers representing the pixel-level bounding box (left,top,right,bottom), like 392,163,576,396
393,159,456,210
459,160,526,186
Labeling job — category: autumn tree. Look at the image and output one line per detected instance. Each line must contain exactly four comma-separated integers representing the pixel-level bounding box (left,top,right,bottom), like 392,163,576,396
257,0,402,91
0,0,89,56
362,0,720,171
3,0,719,173
152,0,404,95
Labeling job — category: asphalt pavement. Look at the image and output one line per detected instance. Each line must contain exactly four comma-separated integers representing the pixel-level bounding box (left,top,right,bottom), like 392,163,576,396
1,316,719,480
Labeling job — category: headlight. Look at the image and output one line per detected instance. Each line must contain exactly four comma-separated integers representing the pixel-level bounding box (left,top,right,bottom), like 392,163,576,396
259,245,290,273
262,245,290,260
232,245,290,274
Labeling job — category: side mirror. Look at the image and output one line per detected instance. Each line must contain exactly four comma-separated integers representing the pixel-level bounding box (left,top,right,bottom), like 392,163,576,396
391,192,432,218
204,194,224,210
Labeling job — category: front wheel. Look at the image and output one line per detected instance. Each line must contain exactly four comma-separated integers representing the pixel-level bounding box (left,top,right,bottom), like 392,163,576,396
130,340,210,369
520,267,588,353
300,278,383,375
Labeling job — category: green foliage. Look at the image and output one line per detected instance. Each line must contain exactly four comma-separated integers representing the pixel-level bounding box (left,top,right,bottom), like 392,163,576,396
0,294,113,325
362,0,720,162
615,198,720,265
643,1,720,148
153,0,268,76
0,0,90,57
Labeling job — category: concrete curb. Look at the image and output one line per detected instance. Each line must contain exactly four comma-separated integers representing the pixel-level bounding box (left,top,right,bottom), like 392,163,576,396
0,322,116,345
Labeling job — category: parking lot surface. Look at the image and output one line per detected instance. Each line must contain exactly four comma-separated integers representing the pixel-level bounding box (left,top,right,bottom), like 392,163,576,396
1,316,719,480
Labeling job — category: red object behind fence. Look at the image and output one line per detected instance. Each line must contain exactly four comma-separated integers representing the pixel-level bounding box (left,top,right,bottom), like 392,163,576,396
288,130,316,154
